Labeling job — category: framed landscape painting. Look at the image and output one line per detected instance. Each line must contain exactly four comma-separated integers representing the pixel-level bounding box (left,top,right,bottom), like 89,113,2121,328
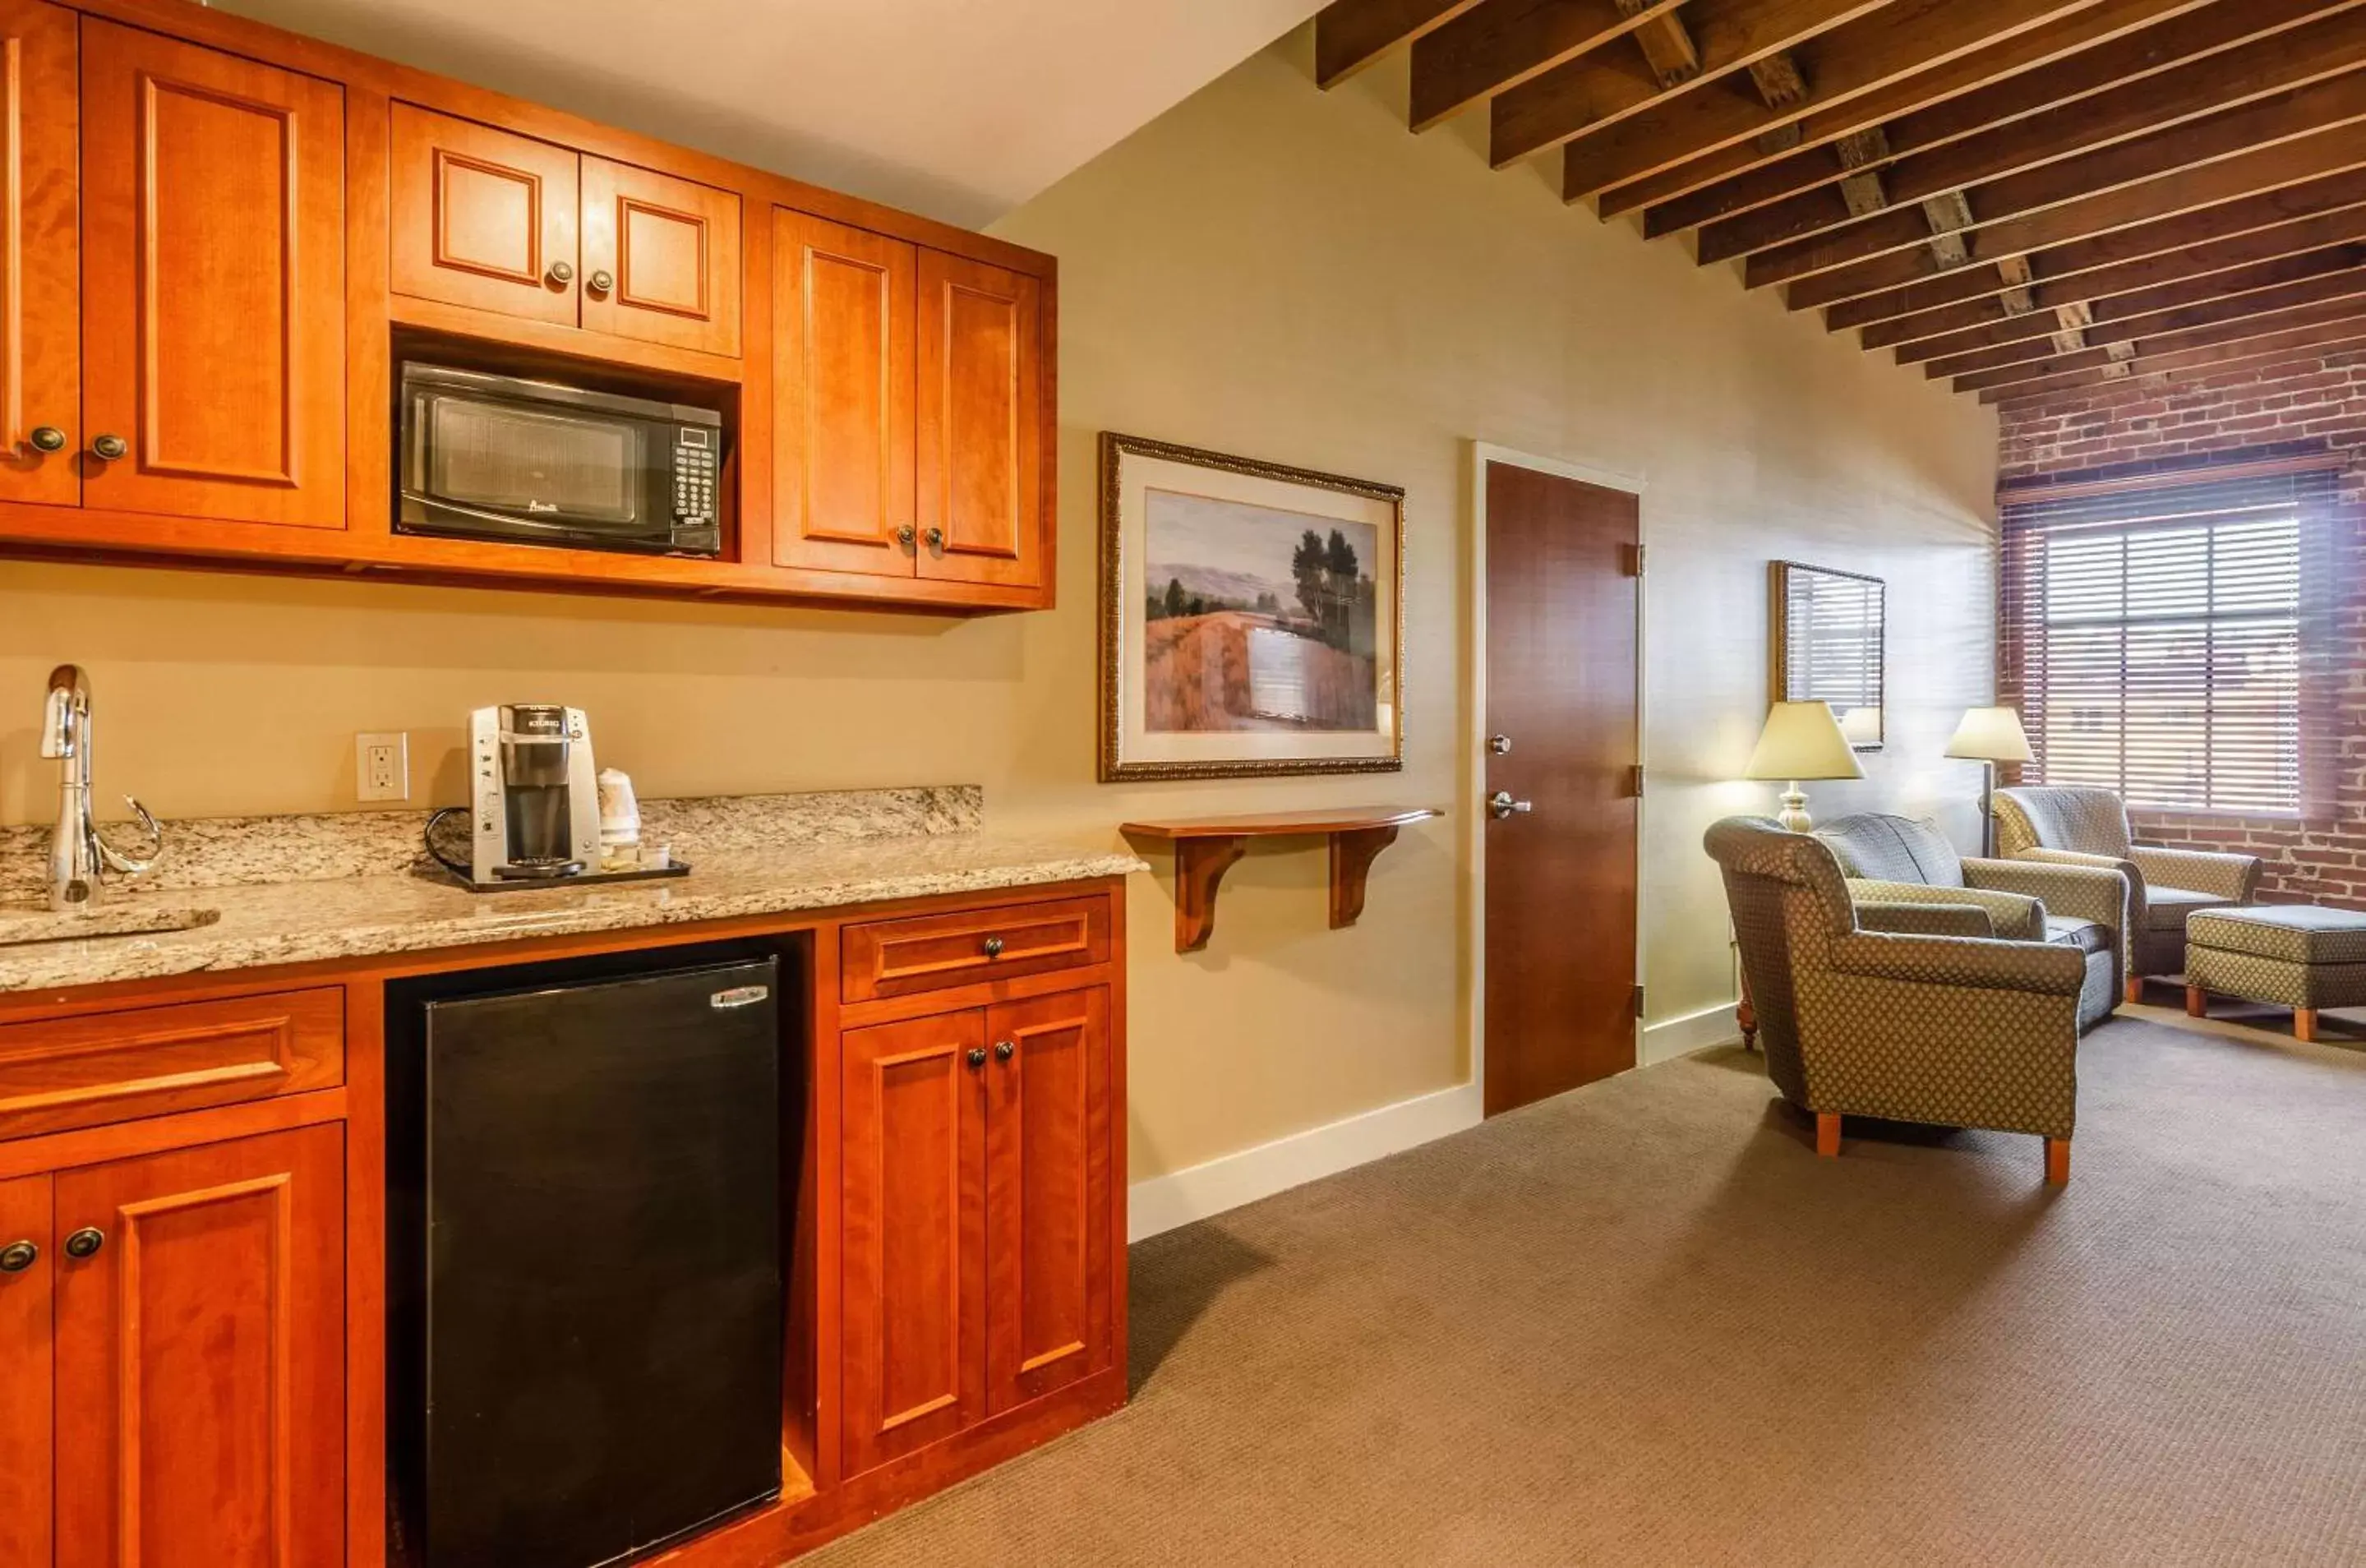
1099,432,1405,782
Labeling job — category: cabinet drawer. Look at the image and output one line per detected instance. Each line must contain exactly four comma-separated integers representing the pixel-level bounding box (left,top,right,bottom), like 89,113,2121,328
0,988,344,1141
842,896,1109,1003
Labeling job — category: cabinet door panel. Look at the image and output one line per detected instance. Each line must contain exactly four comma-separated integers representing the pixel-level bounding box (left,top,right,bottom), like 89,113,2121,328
55,1123,344,1568
915,250,1041,589
841,1009,985,1476
0,1173,52,1568
390,103,577,327
81,21,344,529
581,157,740,357
985,988,1110,1414
773,209,914,576
0,0,76,506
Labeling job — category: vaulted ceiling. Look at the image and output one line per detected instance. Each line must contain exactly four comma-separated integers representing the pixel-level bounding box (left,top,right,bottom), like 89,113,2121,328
1317,0,2366,405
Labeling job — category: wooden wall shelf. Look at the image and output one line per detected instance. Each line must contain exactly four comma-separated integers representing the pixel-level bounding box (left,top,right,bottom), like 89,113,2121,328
1120,808,1441,952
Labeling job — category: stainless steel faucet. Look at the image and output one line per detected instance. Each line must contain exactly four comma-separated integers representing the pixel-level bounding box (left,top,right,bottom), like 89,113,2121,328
38,665,162,911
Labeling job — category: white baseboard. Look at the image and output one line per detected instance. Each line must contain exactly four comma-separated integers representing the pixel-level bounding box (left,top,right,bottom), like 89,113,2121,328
1640,1001,1741,1065
1126,1081,1483,1242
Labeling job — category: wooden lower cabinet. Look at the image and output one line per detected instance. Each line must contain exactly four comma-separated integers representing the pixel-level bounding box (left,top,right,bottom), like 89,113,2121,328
841,986,1114,1476
53,1122,347,1568
0,1172,54,1568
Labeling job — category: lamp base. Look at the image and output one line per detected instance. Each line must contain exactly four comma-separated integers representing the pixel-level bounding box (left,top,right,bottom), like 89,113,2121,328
1776,785,1813,834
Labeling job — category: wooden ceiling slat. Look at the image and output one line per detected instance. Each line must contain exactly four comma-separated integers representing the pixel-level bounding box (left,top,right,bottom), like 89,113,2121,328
1933,264,2366,379
1833,164,2366,330
1782,121,2366,310
1984,314,2366,403
1695,3,2366,263
1615,0,2217,226
1315,0,1494,86
1409,0,1690,130
1898,241,2366,365
1484,0,1903,168
1960,292,2366,391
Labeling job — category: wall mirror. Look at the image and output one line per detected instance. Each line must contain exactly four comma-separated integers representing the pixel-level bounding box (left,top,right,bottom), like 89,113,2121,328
1771,560,1885,751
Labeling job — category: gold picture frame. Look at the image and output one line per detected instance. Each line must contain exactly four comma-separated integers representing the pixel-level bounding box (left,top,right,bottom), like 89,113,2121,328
1098,431,1406,782
1771,560,1886,751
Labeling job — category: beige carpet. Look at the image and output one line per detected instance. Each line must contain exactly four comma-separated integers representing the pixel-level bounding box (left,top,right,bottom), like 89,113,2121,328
809,1015,2366,1566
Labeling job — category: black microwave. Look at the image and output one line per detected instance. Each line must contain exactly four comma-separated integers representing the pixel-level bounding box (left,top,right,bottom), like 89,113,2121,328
397,363,724,557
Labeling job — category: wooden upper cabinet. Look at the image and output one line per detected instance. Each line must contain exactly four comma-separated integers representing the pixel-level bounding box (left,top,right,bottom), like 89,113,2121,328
0,0,76,508
53,1123,345,1568
80,21,345,529
0,1173,52,1568
773,208,915,576
392,104,578,326
917,250,1043,589
582,156,740,357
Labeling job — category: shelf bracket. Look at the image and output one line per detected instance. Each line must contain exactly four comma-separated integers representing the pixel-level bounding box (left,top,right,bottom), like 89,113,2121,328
1327,824,1400,930
1172,835,1249,953
1120,808,1441,954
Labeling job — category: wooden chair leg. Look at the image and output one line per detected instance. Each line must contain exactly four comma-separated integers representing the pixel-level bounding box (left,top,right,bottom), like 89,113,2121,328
1815,1112,1841,1158
2184,985,2207,1018
2295,1008,2318,1044
2045,1137,2071,1186
2125,975,2144,1005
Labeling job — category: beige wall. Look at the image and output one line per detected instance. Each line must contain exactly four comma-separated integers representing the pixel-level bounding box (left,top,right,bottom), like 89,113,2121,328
0,32,1998,1183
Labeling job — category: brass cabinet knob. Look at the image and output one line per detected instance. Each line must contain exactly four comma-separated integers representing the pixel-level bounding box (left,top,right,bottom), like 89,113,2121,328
588,268,615,293
925,526,945,550
994,1040,1015,1063
965,1046,988,1069
981,936,1003,958
90,434,127,462
29,425,66,453
547,260,574,286
896,524,916,548
62,1227,104,1260
0,1240,35,1274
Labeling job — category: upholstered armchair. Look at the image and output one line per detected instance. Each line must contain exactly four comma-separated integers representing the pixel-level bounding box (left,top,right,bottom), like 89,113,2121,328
1705,816,2084,1183
1993,786,2260,996
1815,812,2128,1033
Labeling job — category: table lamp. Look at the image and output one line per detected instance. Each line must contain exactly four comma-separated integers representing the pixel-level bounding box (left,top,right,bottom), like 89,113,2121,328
1745,701,1864,832
1944,705,2033,856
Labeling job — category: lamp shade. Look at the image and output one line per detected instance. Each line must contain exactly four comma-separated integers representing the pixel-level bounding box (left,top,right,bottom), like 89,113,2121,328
1744,701,1866,782
1944,705,2033,763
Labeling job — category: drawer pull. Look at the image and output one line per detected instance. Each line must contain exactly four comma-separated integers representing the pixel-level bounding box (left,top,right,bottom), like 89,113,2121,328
0,1240,35,1274
63,1227,104,1261
981,936,1004,958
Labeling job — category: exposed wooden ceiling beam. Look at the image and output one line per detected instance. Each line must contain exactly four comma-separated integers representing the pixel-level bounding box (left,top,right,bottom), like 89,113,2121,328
1484,0,1900,169
1934,262,2366,380
1981,309,2366,402
1315,0,1494,86
1783,119,2366,310
1409,0,1689,130
1612,0,2216,224
1529,0,2101,191
1694,2,2366,263
1831,163,2366,330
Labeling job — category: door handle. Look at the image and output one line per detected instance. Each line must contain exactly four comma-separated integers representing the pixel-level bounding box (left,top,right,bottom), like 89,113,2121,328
1488,791,1533,820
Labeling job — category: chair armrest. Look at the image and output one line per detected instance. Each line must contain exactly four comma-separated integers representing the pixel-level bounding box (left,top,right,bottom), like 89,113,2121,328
1962,858,2127,934
1847,879,2040,941
1830,931,2087,997
2013,846,2148,903
1854,900,1995,938
2130,845,2260,902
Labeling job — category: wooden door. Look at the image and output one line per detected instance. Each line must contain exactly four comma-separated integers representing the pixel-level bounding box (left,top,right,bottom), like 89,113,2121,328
1483,460,1641,1115
0,0,77,507
580,157,740,356
985,987,1110,1414
81,22,345,529
915,249,1041,589
390,103,578,327
773,209,915,575
841,1008,987,1476
53,1122,345,1568
0,1173,52,1568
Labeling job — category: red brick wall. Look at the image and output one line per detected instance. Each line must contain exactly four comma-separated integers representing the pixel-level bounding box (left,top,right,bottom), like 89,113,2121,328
1996,351,2366,908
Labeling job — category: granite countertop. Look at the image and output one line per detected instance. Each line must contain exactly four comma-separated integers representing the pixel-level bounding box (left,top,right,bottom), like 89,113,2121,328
0,788,1146,994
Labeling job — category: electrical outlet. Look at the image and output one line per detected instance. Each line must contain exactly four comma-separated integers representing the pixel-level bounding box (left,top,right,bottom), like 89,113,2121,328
357,732,409,802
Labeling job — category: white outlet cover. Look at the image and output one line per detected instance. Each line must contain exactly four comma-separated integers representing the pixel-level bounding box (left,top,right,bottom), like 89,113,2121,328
356,731,409,802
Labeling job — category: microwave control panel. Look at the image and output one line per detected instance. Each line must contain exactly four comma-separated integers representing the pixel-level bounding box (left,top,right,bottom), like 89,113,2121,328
671,426,720,552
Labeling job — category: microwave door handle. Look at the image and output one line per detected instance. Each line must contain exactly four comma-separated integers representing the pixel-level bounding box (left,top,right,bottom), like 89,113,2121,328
399,492,630,537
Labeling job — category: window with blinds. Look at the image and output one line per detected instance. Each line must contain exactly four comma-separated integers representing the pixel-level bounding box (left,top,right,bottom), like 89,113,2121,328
1999,464,2335,816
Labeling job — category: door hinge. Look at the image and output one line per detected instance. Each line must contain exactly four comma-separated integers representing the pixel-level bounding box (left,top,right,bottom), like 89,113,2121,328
1632,984,1645,1019
1622,543,1646,577
1628,763,1645,798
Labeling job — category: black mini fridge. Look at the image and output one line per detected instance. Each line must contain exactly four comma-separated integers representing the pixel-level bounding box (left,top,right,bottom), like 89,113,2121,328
388,948,787,1568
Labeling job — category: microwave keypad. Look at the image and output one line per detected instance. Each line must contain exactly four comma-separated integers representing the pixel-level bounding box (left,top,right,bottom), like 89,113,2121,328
674,439,717,520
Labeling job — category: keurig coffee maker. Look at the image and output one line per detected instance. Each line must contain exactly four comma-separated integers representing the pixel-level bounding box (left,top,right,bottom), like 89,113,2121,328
431,705,602,887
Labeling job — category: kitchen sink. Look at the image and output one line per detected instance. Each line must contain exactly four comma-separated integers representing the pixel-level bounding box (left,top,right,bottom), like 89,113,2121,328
0,901,221,948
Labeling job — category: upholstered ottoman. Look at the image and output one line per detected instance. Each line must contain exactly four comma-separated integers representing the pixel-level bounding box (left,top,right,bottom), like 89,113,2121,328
2183,906,2366,1041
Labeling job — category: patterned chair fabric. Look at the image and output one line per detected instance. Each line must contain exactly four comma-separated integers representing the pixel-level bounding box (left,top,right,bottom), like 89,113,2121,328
1705,817,2085,1141
2186,906,2366,1011
1816,811,2125,1031
1993,786,2262,980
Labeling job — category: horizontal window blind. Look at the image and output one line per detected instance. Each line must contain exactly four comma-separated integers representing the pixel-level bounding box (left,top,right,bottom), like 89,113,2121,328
2000,465,2336,816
